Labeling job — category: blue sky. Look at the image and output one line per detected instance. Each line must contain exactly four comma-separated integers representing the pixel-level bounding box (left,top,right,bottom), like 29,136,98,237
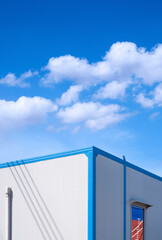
1,0,162,176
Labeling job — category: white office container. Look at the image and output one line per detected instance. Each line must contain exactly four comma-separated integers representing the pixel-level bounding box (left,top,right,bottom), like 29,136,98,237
0,146,161,240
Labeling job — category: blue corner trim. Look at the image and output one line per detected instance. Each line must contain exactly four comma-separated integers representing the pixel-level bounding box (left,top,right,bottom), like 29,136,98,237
93,147,98,240
86,149,94,240
94,146,127,240
93,146,124,165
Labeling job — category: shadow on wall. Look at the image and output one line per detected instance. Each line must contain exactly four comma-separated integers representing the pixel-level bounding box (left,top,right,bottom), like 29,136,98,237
7,161,64,240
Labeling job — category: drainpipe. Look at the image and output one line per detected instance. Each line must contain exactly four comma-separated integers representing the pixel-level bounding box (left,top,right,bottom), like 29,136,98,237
5,187,12,240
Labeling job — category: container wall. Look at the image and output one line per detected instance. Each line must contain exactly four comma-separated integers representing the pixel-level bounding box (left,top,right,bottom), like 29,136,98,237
126,167,162,240
0,153,88,240
96,154,123,240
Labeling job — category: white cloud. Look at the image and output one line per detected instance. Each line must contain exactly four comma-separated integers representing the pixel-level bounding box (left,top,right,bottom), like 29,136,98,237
57,102,129,130
94,81,129,99
41,42,162,88
56,85,83,106
103,42,162,85
0,70,38,87
153,83,162,105
41,55,97,86
2,41,162,133
136,83,162,108
136,93,154,108
0,96,57,130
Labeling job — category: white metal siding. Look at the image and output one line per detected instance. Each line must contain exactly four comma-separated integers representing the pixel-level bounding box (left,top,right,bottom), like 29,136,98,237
126,167,162,239
96,154,123,240
0,154,88,240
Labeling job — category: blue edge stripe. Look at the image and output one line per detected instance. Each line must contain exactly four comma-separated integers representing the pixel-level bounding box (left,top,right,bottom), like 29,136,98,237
0,146,162,240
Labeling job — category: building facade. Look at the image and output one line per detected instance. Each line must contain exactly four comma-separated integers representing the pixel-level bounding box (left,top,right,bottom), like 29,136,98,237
0,146,162,240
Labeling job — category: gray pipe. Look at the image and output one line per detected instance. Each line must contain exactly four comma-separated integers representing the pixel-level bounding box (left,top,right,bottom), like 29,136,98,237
5,187,12,240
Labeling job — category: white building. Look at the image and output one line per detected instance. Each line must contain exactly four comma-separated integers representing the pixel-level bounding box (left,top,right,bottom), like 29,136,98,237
0,146,162,240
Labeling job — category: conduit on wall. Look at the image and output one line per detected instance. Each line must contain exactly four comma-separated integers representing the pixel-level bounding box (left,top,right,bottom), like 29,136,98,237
5,187,13,240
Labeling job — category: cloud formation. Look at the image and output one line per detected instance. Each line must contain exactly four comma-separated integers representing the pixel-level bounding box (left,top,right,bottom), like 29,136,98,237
2,41,162,132
136,83,162,108
57,102,129,130
42,42,162,88
0,96,57,130
0,70,38,87
136,93,154,108
56,85,83,105
94,81,129,99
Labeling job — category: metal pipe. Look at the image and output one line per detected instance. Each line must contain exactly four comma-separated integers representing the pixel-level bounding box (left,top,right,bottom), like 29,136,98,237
5,187,12,240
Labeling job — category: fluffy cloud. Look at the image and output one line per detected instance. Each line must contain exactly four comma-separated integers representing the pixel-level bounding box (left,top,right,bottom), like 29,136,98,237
0,96,57,130
2,41,162,133
41,55,97,86
153,83,162,105
136,83,162,108
136,93,154,108
94,81,129,99
57,102,129,130
0,70,38,87
42,42,162,88
56,85,83,105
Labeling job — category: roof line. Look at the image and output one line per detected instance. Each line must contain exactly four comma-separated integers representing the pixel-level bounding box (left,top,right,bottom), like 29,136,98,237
93,146,162,182
1,145,162,182
0,146,93,169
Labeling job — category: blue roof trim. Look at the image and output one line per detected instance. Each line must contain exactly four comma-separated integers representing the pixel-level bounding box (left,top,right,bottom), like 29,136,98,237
126,161,162,182
0,145,161,181
93,146,124,165
93,146,162,182
0,147,93,169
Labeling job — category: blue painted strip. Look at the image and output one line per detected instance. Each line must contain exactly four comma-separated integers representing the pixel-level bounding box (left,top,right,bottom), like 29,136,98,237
87,149,94,240
0,147,93,169
93,147,98,240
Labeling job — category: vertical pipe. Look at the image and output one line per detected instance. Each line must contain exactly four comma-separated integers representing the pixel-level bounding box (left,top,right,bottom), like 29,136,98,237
5,187,12,240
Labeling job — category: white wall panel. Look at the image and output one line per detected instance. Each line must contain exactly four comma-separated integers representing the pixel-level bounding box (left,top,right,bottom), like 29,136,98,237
96,154,123,240
126,167,162,239
0,153,88,240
